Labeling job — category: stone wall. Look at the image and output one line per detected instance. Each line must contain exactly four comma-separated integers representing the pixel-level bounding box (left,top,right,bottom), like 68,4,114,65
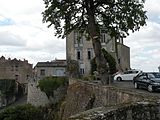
27,80,68,107
27,82,49,107
69,102,160,120
61,81,158,119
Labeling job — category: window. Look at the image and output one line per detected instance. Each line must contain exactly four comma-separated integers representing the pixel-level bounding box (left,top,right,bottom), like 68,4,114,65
77,51,81,60
80,63,85,75
55,69,65,76
101,33,106,43
87,48,93,60
74,31,83,45
139,74,147,80
77,49,82,60
118,58,120,64
88,51,91,59
26,75,29,80
80,68,85,75
100,29,108,43
40,69,45,76
15,65,18,71
15,75,19,80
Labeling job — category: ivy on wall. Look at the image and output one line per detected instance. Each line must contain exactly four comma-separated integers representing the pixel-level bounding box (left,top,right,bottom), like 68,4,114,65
91,49,117,75
102,48,117,74
0,79,16,98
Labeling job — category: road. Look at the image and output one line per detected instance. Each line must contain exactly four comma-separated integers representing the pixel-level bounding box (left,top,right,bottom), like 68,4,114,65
112,80,160,98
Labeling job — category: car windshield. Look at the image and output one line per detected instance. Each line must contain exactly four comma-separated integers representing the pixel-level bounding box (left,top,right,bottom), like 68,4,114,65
148,73,160,78
153,73,160,78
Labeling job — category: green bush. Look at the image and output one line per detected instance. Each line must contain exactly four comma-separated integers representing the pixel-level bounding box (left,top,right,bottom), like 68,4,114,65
82,75,95,81
0,104,44,120
90,58,97,75
102,48,117,74
90,49,117,75
38,77,68,97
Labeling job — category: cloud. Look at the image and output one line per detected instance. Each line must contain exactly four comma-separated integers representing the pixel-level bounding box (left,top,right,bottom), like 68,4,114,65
124,21,160,72
0,0,66,66
0,0,159,71
144,0,160,23
0,31,26,46
123,0,160,72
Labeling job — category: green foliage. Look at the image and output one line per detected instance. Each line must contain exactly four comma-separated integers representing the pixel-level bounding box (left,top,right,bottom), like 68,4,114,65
90,58,97,75
42,0,147,39
0,79,16,97
0,104,44,120
38,77,68,97
102,49,117,74
82,75,95,81
91,49,117,75
67,60,80,78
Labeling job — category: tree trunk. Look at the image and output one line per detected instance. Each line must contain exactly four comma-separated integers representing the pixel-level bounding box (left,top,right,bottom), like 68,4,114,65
115,40,123,72
85,0,109,84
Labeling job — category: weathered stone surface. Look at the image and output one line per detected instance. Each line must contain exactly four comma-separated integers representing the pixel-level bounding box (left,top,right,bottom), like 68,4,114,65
27,82,49,107
69,102,160,120
61,80,152,119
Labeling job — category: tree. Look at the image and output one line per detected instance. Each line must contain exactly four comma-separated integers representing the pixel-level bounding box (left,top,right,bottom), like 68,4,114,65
38,76,68,97
42,0,147,84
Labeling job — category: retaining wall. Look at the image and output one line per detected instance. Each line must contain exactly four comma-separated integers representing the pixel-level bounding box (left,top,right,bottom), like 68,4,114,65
61,80,159,119
69,102,160,120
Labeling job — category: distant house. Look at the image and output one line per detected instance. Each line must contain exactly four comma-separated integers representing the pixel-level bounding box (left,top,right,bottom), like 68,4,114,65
0,56,33,94
34,59,67,80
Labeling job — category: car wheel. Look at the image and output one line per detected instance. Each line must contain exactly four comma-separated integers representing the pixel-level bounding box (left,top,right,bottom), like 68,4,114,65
117,77,122,81
134,82,139,89
148,85,153,92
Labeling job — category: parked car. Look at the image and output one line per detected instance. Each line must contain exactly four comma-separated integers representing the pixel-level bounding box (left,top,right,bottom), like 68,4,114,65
133,72,160,92
114,69,142,81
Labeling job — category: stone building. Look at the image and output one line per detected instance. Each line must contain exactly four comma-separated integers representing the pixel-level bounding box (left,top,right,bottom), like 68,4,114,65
0,56,33,94
34,59,67,80
66,30,130,76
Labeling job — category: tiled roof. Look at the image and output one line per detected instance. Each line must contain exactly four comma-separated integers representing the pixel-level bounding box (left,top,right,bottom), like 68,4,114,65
36,60,67,67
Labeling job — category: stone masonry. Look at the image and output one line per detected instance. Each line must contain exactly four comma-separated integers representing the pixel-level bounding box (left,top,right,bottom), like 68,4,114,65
27,81,49,107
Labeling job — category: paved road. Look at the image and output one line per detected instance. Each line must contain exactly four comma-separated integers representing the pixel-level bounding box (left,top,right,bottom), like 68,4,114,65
112,80,160,98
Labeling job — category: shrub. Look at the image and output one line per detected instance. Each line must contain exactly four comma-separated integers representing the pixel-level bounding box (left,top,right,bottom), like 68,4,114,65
102,48,117,74
91,49,117,75
0,104,44,120
38,76,68,97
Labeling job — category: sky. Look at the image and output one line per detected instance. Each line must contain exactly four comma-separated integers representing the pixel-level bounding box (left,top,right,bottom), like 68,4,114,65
0,0,159,72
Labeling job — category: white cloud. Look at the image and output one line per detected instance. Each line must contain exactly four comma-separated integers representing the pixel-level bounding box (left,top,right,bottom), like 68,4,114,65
124,21,160,72
0,0,159,72
0,0,66,66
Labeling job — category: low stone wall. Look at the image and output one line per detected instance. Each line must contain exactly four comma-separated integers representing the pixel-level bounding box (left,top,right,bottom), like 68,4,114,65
69,102,160,120
61,80,159,119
